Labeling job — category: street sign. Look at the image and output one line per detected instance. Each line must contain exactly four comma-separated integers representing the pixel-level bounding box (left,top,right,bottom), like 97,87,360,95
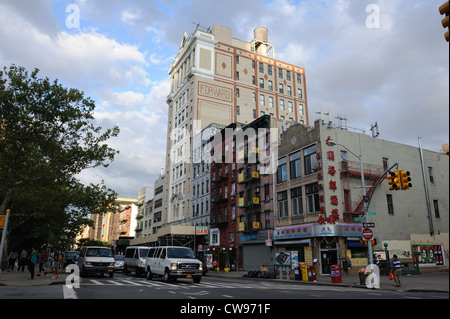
362,228,374,241
367,211,376,216
363,222,375,228
354,217,365,221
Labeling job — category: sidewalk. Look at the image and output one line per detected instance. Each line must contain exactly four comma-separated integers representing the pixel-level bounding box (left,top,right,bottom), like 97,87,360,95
0,267,68,287
206,269,449,294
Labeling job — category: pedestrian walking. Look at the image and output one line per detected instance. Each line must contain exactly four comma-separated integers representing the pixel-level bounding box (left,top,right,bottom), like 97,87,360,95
36,244,47,277
390,254,403,287
213,260,218,272
49,247,59,279
18,248,28,272
28,245,38,280
7,250,18,272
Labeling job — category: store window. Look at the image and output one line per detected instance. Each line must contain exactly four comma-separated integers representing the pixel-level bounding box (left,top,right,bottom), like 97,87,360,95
306,183,319,213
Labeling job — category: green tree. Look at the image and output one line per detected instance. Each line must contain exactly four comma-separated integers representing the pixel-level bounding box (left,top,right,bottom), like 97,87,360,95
0,65,120,252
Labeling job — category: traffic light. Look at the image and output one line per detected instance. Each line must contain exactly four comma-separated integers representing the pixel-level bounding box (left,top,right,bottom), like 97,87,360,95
387,170,401,191
439,1,449,42
399,170,412,190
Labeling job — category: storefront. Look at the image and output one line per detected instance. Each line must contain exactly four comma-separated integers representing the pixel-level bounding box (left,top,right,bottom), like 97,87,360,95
274,223,364,275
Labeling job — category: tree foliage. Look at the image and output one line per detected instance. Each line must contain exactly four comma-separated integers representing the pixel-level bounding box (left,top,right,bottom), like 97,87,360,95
0,65,121,251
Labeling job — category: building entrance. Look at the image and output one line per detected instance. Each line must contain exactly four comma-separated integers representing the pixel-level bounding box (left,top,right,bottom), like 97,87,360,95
321,250,338,275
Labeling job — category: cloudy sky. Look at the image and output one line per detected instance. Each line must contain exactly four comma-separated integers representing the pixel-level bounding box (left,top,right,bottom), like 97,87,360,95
1,0,448,197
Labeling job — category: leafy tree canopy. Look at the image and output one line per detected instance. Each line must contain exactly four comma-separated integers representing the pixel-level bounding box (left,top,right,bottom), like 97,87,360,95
0,65,121,252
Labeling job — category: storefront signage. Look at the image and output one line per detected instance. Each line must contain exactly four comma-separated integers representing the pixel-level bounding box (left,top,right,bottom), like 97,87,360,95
274,223,364,240
196,226,208,235
274,224,314,240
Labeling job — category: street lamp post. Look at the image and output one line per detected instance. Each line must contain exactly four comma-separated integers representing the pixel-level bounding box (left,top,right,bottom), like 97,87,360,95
326,140,374,266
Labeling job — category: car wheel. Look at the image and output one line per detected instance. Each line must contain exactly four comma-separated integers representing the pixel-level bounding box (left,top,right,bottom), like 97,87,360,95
164,269,171,283
146,268,153,280
193,276,201,283
124,266,129,275
109,272,114,278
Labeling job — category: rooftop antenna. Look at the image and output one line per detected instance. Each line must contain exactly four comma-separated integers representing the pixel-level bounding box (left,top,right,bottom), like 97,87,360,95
370,121,380,138
191,21,211,32
335,114,348,130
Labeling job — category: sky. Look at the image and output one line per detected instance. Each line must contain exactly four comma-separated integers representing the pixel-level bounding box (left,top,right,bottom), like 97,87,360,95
0,0,448,198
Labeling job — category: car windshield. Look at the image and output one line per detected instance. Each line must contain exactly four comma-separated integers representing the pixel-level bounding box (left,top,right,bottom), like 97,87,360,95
86,248,113,257
66,252,79,258
115,255,124,260
167,247,195,259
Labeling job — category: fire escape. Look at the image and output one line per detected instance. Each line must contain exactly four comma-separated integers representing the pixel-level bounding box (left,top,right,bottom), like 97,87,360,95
340,160,384,222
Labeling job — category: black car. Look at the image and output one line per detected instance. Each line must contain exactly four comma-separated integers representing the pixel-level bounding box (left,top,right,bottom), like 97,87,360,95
64,251,80,268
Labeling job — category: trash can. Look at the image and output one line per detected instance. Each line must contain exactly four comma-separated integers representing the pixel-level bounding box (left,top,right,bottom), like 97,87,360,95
330,265,342,283
358,268,367,285
300,263,308,281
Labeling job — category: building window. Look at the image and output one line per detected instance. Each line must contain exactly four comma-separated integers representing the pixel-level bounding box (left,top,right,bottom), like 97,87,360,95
304,144,318,175
252,60,255,69
236,71,239,81
287,86,292,96
297,73,302,84
236,55,239,64
288,101,293,112
298,103,304,115
269,96,274,108
290,151,301,179
433,200,440,218
253,109,256,119
268,80,273,91
259,62,264,73
279,83,284,94
260,94,265,106
286,70,291,81
268,65,272,76
280,99,285,110
277,157,287,183
298,88,303,98
236,88,240,97
277,191,288,218
259,78,264,89
291,187,303,216
305,183,319,213
428,167,434,184
386,194,394,215
237,105,240,115
252,75,255,85
278,68,283,79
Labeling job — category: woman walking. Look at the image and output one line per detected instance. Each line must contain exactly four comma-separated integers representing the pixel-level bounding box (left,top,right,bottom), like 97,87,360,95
28,245,38,280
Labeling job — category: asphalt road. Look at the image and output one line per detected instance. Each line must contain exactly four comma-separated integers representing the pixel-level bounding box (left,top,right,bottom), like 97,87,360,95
0,272,447,302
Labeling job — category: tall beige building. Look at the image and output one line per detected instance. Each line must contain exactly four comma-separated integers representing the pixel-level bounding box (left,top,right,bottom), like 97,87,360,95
164,24,309,227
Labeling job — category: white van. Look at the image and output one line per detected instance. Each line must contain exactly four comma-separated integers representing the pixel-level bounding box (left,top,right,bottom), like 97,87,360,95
145,246,203,283
124,246,149,276
78,246,115,278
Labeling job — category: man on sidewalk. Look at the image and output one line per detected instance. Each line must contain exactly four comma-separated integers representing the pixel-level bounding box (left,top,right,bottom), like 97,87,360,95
390,254,402,287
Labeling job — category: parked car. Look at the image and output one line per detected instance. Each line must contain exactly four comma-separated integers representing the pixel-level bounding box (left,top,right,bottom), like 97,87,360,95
114,255,124,272
63,251,80,269
124,246,149,276
78,246,115,278
145,246,203,283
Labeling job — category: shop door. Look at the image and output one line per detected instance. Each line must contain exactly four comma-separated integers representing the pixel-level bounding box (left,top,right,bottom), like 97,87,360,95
321,250,338,275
